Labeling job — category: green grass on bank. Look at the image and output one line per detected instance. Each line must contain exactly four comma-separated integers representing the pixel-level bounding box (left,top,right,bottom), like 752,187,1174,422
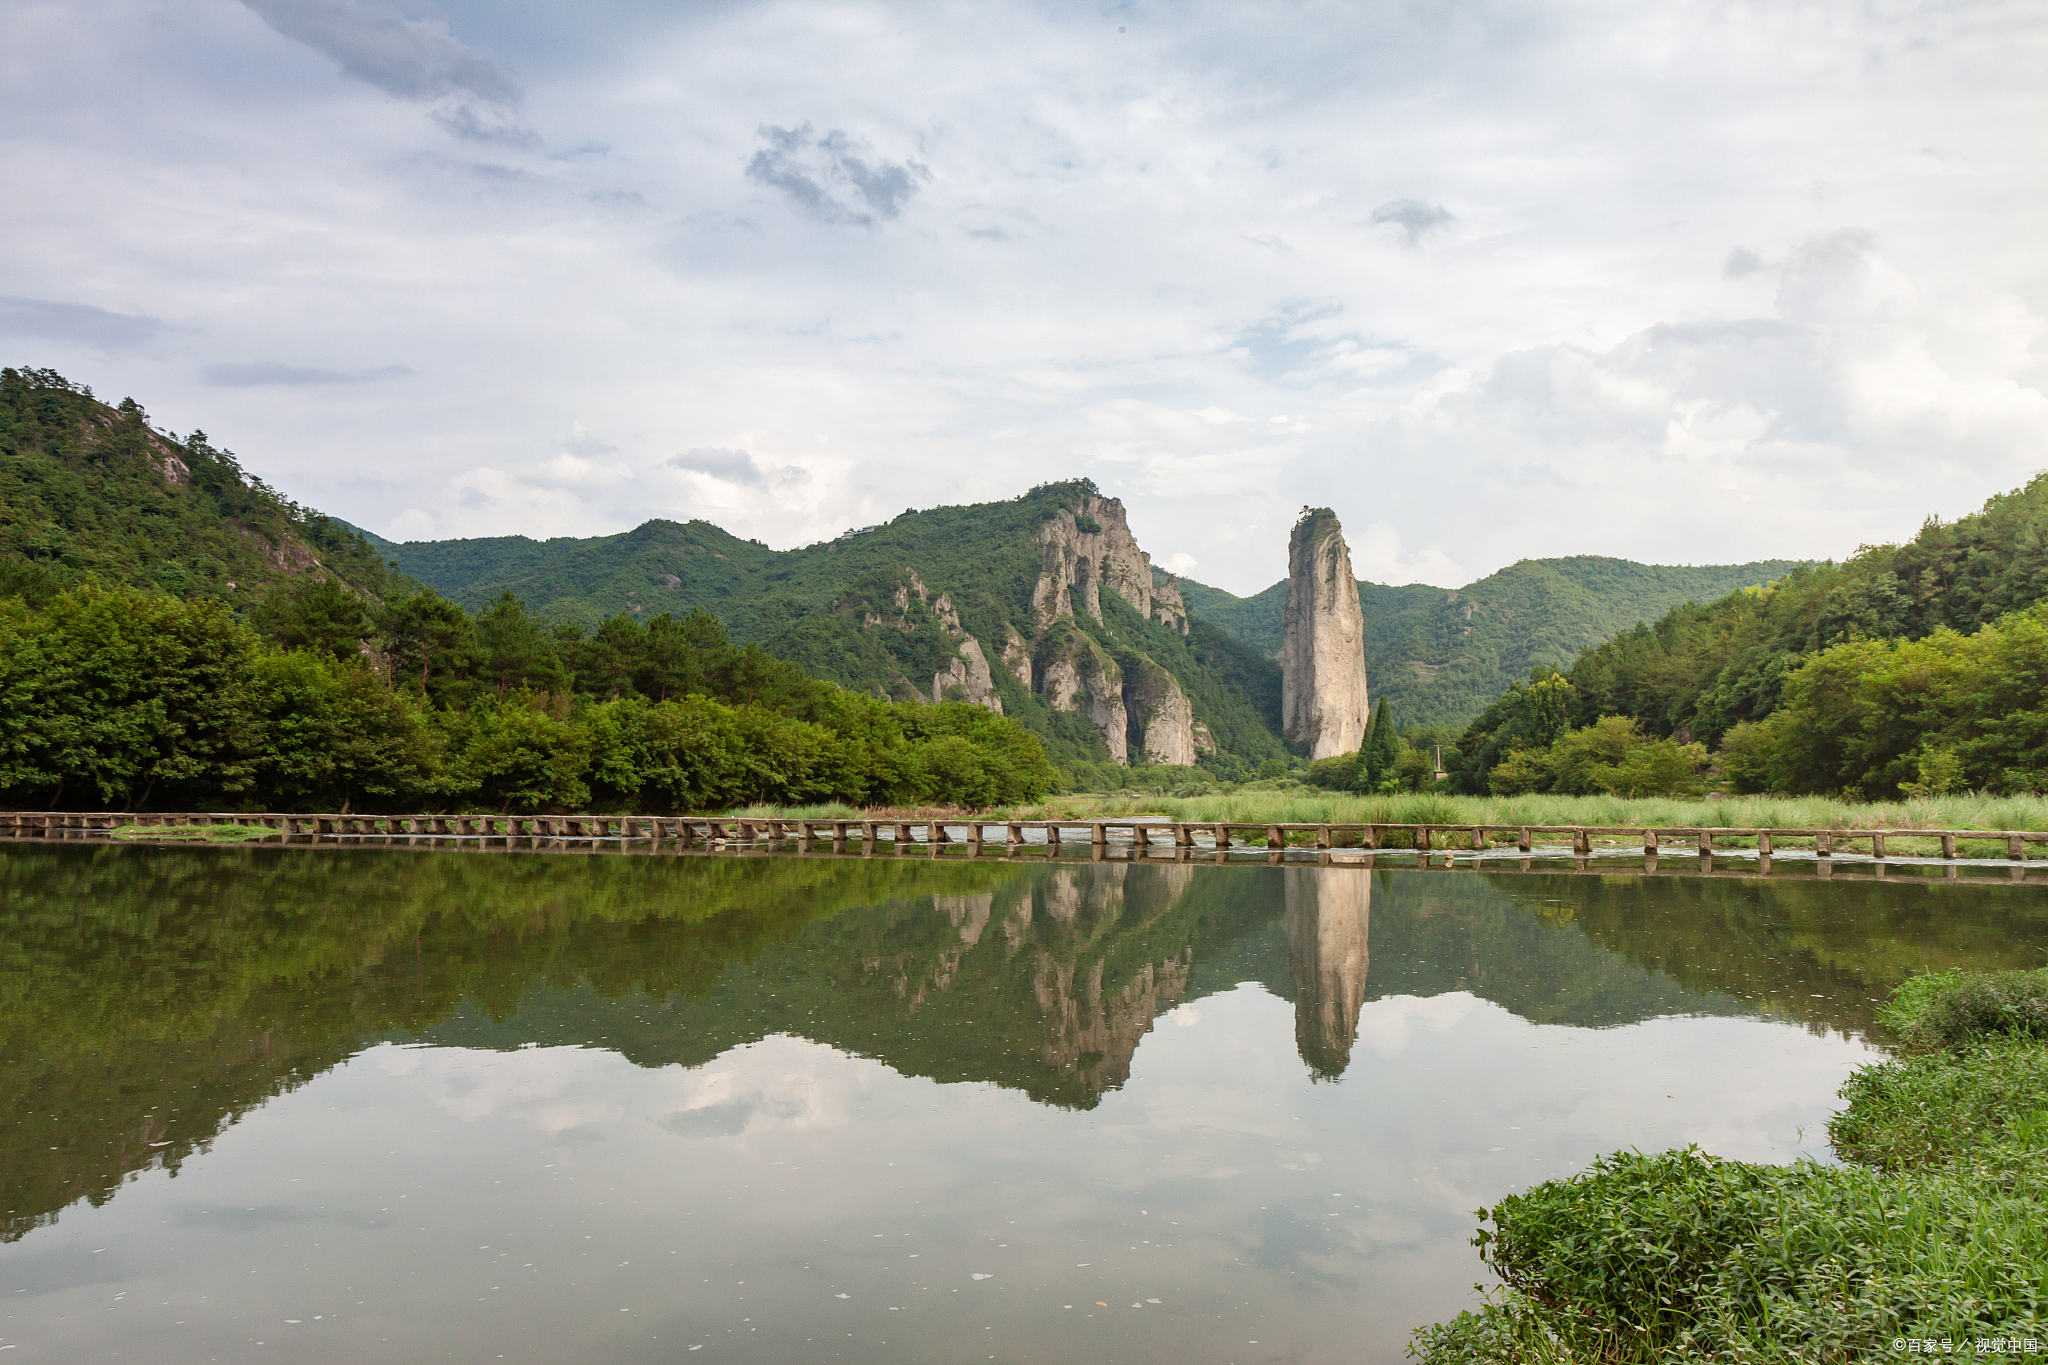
1409,969,2048,1363
109,824,279,843
1033,790,2048,833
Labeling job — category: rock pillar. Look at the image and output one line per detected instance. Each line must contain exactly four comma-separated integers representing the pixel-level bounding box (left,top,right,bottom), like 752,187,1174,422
1281,508,1369,758
1283,867,1371,1079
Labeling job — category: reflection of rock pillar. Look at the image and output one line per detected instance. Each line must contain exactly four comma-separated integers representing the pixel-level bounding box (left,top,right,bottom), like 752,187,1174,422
1283,868,1371,1078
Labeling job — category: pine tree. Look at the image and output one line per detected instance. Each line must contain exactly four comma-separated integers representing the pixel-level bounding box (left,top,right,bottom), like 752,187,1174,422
1358,698,1398,791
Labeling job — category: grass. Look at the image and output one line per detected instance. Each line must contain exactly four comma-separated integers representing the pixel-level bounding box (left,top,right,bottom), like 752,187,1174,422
110,823,278,843
718,792,2047,856
1409,970,2048,1363
1040,789,2048,832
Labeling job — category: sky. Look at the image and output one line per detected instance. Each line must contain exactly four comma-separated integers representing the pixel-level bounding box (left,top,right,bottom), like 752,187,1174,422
3,0,2045,594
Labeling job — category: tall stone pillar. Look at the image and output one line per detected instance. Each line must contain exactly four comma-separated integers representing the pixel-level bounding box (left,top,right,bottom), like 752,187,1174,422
1283,867,1371,1079
1280,508,1370,758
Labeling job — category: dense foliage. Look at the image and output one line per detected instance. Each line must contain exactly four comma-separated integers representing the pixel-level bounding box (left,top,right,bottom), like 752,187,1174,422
0,579,1057,812
1547,474,2048,748
1301,702,1462,794
1412,969,2048,1363
1179,554,1809,731
0,367,407,604
1449,477,2048,798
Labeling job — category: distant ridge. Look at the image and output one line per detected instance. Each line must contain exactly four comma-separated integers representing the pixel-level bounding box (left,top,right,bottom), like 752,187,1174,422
1177,555,1814,731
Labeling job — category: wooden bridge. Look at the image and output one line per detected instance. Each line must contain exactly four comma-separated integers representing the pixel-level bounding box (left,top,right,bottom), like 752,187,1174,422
3,811,2043,861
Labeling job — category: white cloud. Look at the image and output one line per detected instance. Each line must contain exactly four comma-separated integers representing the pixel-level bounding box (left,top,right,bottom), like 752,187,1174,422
3,0,2043,593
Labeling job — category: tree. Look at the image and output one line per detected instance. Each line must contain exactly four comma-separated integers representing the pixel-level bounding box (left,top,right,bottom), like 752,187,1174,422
474,592,566,696
376,590,476,701
1359,698,1401,792
252,577,372,661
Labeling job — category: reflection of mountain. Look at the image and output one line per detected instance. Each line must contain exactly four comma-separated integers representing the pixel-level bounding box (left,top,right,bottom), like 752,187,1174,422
9,842,2048,1245
1285,869,1371,1078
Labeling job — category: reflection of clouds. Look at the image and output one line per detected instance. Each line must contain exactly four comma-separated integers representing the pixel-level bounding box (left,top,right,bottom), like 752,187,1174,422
1169,1006,1201,1028
660,1046,840,1139
370,1036,862,1141
1351,993,1479,1059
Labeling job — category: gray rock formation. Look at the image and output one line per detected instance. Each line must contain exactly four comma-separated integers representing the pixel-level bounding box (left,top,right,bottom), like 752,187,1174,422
1281,508,1370,758
846,492,1207,765
1122,656,1196,766
932,637,1001,712
1037,631,1128,764
928,591,1004,713
1283,867,1371,1078
999,625,1033,689
1031,495,1188,634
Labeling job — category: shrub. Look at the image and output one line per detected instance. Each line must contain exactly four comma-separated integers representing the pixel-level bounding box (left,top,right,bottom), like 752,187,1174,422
1876,968,2048,1054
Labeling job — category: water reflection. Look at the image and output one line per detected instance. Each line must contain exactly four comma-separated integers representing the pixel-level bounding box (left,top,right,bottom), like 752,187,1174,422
1286,869,1371,1078
6,842,2047,1259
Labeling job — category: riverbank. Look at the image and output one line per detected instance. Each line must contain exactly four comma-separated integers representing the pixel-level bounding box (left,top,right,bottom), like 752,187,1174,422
1028,790,2048,833
1409,968,2048,1362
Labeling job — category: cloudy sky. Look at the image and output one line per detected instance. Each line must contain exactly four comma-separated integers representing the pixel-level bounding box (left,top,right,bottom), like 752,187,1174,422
4,0,2045,592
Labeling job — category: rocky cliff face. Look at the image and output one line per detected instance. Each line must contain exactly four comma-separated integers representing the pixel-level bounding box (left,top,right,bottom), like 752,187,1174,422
1031,495,1186,635
1123,656,1196,765
1037,630,1129,764
1281,508,1370,758
1283,867,1371,1078
842,486,1212,766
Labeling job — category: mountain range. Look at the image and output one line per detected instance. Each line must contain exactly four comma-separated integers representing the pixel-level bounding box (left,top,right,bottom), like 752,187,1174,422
361,519,1806,734
4,365,1812,766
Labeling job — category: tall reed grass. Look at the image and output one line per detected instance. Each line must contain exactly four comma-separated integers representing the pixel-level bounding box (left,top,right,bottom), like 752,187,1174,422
1034,790,2048,831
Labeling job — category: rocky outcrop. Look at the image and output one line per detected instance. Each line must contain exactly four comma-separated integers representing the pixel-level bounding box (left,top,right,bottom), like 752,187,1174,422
999,626,1033,689
1283,867,1371,1079
1031,495,1188,634
932,636,1002,713
1122,656,1196,766
927,590,1004,712
1281,508,1370,759
1151,575,1189,632
843,492,1211,763
1038,630,1127,764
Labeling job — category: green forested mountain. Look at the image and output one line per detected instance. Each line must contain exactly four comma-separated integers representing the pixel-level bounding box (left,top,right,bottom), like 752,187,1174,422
1450,473,2048,798
378,485,1288,775
0,368,409,604
1558,473,2048,743
1177,555,1811,731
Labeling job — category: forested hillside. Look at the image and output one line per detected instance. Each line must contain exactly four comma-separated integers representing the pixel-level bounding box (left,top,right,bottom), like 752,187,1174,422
1178,555,1809,730
0,578,1058,813
1451,473,2048,799
0,368,408,604
381,485,1289,776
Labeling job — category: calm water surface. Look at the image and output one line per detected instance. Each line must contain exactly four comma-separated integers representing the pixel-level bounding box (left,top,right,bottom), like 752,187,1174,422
4,844,2047,1363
